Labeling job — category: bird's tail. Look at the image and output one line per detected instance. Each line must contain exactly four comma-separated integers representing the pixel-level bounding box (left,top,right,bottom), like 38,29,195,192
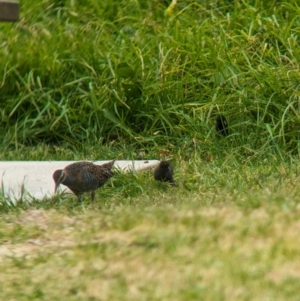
100,160,115,170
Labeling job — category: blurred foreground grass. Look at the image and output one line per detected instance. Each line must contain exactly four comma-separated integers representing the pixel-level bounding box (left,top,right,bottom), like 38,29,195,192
1,155,300,300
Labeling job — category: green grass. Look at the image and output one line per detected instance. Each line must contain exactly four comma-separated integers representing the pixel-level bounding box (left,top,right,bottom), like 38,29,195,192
1,156,300,300
1,0,300,155
2,0,300,300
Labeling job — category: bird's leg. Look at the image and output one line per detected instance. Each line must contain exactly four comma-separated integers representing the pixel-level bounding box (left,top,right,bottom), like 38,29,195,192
77,194,82,202
91,191,95,202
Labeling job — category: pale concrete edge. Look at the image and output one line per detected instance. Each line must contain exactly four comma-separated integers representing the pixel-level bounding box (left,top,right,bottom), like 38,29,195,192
0,160,161,201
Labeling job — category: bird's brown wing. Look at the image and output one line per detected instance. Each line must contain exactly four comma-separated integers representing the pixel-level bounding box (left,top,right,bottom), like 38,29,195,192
67,169,99,194
63,162,96,194
64,161,114,191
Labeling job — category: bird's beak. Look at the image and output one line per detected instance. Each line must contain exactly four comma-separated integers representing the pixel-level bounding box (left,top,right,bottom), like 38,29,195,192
54,182,59,193
54,172,64,193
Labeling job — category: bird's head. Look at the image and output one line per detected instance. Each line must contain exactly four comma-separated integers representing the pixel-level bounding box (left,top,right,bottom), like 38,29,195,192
52,169,64,193
216,115,227,127
160,161,171,170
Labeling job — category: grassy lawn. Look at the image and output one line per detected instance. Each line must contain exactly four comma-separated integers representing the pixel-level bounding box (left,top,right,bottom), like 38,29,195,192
1,155,300,300
1,0,300,300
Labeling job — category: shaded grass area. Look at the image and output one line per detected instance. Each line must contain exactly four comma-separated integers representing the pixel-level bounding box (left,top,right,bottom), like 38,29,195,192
1,0,300,155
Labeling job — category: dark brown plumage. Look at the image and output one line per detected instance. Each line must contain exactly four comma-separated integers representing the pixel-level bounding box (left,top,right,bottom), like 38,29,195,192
53,160,115,201
215,115,229,136
154,161,175,185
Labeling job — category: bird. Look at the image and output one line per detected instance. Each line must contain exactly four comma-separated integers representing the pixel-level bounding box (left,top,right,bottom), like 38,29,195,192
215,115,229,136
154,160,175,185
52,160,115,202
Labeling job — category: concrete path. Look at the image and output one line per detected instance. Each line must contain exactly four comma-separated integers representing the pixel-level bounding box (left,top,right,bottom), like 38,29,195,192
0,160,159,200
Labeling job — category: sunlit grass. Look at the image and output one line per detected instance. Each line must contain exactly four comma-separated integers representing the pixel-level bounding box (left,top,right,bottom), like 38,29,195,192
1,157,300,300
1,153,300,300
